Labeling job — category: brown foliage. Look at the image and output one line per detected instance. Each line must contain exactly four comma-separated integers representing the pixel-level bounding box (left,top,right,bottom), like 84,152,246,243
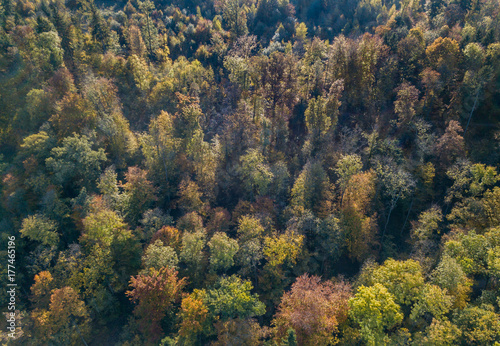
273,274,352,345
436,120,465,167
151,226,182,251
126,267,186,343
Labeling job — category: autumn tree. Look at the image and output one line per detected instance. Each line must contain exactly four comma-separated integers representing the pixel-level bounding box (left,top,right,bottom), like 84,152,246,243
127,25,146,58
335,154,363,205
31,287,91,345
394,82,420,129
212,318,264,346
435,120,465,167
337,169,378,262
177,290,210,344
273,274,352,345
263,230,304,268
126,267,186,343
30,271,55,309
121,166,156,223
256,52,298,149
425,37,460,84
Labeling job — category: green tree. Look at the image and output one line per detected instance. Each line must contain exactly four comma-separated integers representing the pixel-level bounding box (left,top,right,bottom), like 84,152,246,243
34,31,64,75
141,240,179,273
82,77,134,167
20,214,59,247
204,275,266,321
121,166,156,223
371,259,425,307
376,162,415,238
443,231,489,276
97,166,128,213
239,148,273,199
208,232,239,272
218,0,249,37
45,133,106,190
349,283,403,346
431,254,472,309
291,161,332,215
304,80,343,151
394,82,420,129
139,0,159,59
142,110,179,202
410,284,453,322
422,319,462,346
80,209,131,250
453,306,500,345
236,216,265,276
180,229,207,284
89,2,109,52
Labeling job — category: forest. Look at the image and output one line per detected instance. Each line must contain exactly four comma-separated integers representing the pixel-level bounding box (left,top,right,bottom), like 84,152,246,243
0,0,500,343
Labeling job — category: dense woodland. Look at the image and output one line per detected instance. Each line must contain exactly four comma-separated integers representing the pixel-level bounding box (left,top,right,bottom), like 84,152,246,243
1,0,500,343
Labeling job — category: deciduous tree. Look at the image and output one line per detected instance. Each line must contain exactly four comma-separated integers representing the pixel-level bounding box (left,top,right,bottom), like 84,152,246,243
349,283,403,346
273,274,352,345
126,267,186,343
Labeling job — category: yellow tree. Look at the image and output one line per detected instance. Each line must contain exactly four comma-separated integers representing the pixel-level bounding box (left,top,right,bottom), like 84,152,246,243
31,287,91,345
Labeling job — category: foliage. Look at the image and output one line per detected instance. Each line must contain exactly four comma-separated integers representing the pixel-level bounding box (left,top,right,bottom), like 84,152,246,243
141,240,179,272
3,0,500,343
31,287,90,345
204,275,266,321
263,230,304,268
349,283,404,346
126,267,186,343
45,133,106,189
371,259,425,306
208,232,239,272
273,274,352,345
20,214,59,246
